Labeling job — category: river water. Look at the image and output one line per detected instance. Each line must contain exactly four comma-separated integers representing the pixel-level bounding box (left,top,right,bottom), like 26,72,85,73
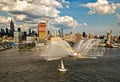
0,48,120,82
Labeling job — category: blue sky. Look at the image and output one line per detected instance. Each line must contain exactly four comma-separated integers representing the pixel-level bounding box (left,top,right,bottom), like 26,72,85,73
0,0,120,35
60,0,120,35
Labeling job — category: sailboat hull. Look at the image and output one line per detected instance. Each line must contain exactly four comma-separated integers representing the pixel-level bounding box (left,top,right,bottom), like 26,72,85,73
58,68,68,72
58,60,68,72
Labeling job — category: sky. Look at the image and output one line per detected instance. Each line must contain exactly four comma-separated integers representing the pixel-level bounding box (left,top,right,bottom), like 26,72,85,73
0,0,120,35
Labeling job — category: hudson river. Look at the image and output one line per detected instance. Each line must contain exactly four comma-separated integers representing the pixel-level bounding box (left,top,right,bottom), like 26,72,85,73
0,48,120,82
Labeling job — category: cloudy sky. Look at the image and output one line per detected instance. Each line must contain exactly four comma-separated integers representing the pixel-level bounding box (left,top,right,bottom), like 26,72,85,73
0,0,120,35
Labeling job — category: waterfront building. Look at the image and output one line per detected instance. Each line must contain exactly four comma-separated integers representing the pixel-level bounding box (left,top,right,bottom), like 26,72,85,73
106,30,112,44
87,33,99,39
75,33,83,42
0,37,2,43
26,36,35,43
2,36,8,42
0,29,5,37
88,33,94,39
58,29,63,37
64,33,76,42
14,31,22,43
38,21,47,42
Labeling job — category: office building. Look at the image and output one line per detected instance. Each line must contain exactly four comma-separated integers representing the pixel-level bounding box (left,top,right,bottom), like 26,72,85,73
38,21,47,42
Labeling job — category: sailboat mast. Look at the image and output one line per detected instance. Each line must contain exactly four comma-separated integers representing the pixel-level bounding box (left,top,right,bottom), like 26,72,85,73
61,60,65,69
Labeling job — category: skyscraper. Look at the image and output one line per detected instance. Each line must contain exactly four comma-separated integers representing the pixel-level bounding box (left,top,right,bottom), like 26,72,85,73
38,21,47,41
10,18,14,32
29,29,31,36
61,28,63,37
14,31,22,43
5,28,9,36
17,27,21,32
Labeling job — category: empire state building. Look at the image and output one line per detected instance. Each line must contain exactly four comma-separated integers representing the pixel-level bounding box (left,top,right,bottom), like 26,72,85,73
10,18,14,32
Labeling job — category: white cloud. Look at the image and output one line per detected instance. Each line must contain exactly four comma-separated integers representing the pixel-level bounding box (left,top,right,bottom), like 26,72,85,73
17,23,30,32
50,16,87,29
83,23,88,27
61,0,70,8
0,0,83,31
26,5,60,18
0,0,62,18
33,0,63,8
82,0,120,15
61,0,70,4
16,14,26,21
65,5,70,8
52,16,80,28
0,16,11,23
1,1,31,11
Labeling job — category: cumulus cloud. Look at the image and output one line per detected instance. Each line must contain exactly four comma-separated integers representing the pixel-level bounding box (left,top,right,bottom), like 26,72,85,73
33,0,63,8
15,14,27,21
61,0,70,4
82,0,120,15
65,5,70,8
0,16,11,24
61,0,70,8
1,1,31,11
17,23,29,32
51,16,80,28
0,0,83,31
83,23,88,27
0,0,62,18
116,13,120,25
50,16,87,29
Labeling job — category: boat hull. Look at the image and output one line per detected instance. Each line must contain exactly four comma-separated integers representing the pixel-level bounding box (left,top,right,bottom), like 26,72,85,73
58,68,68,72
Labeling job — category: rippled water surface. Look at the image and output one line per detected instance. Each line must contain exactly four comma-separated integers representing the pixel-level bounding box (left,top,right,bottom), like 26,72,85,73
0,48,120,82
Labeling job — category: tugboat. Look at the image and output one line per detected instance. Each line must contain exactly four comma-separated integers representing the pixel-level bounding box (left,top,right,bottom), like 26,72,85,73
58,60,68,72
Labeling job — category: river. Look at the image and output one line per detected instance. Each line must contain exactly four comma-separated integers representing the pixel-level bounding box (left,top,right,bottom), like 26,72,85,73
0,48,120,82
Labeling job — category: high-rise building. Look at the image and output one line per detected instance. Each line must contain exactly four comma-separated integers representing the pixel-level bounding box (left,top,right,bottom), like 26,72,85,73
61,28,63,37
17,27,21,32
47,30,50,34
38,21,47,42
83,32,87,38
5,28,9,36
14,31,22,43
1,28,5,37
29,29,31,36
10,18,14,32
22,31,27,40
10,18,15,37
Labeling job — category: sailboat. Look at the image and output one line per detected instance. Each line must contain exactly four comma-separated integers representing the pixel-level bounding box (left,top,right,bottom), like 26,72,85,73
58,60,68,72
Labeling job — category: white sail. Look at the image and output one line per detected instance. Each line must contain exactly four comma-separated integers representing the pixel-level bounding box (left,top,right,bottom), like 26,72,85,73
61,60,65,69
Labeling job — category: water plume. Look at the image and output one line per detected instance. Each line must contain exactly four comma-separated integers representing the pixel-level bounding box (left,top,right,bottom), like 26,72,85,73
74,39,105,59
40,37,74,61
41,37,105,61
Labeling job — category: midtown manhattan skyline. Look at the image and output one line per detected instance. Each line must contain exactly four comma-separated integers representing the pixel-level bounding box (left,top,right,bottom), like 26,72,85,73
0,0,120,35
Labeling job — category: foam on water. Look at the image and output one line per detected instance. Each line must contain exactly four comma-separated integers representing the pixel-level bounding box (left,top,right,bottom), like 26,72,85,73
74,39,105,58
41,37,105,61
40,37,74,61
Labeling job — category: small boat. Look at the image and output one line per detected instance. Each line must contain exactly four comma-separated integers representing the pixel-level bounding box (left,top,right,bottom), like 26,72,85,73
58,60,68,72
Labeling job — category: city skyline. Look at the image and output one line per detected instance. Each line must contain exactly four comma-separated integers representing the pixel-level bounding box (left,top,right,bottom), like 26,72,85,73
0,0,120,35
